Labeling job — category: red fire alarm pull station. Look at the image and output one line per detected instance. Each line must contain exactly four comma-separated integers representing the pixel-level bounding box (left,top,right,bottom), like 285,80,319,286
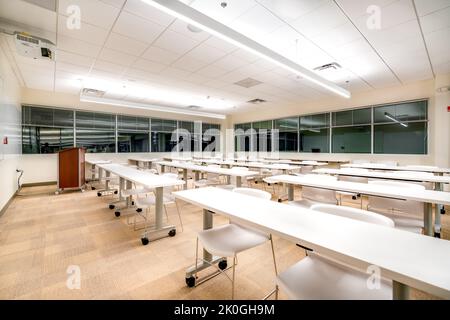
3,136,8,145
447,106,450,112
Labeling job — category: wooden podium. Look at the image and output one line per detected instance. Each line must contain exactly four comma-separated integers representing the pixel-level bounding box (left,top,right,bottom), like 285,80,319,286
56,147,86,194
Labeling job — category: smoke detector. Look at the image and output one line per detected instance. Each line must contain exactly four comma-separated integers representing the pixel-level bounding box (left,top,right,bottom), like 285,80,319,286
247,98,266,104
81,88,105,97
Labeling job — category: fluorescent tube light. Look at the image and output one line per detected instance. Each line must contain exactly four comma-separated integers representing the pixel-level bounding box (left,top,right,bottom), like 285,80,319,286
384,112,408,127
141,0,351,99
80,95,226,120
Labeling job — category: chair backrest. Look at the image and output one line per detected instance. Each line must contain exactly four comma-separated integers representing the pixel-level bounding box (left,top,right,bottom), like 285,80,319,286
339,168,369,183
301,174,338,204
162,173,179,193
232,187,271,200
378,161,398,166
311,204,395,227
368,180,425,216
391,171,434,190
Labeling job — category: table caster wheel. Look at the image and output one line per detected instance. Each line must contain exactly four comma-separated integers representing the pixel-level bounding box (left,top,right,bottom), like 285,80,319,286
441,208,446,215
218,260,227,270
114,190,118,195
186,276,195,288
434,232,441,238
97,192,102,197
91,187,96,190
168,229,176,237
136,208,143,213
132,201,135,206
277,199,282,203
114,211,121,217
109,204,115,210
352,195,357,200
141,237,149,245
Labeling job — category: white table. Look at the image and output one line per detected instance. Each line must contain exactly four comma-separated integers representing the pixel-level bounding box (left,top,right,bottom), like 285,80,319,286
233,162,302,172
127,157,160,169
269,175,450,236
97,163,185,245
156,161,259,189
173,187,450,300
342,163,450,174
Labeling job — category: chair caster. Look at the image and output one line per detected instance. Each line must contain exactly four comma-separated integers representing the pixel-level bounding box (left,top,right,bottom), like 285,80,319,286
441,208,446,215
91,187,96,190
114,190,118,194
109,204,115,210
131,201,135,206
141,237,149,245
434,232,441,238
114,211,121,217
136,208,143,213
218,260,227,270
352,195,357,200
186,276,196,288
97,192,102,197
277,199,282,203
168,229,176,237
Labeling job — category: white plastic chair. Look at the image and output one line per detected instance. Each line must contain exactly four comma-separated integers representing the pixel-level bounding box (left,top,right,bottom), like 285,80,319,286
193,165,223,188
276,204,394,300
289,174,338,208
193,188,277,299
367,180,425,233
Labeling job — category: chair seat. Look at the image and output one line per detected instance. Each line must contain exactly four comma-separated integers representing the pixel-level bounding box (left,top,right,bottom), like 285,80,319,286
216,184,235,190
277,255,392,300
198,224,268,258
288,199,334,209
136,194,175,207
369,208,424,233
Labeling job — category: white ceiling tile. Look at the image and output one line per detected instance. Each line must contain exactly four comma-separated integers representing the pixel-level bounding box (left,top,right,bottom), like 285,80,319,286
414,0,450,16
141,46,182,65
419,6,450,34
113,11,166,43
183,43,227,64
124,67,162,82
123,0,175,26
99,0,126,9
433,60,450,75
190,0,257,24
363,20,421,48
153,29,200,55
58,0,120,30
55,50,94,67
218,70,250,83
92,59,127,74
98,47,137,67
172,56,207,72
425,27,450,64
228,49,259,63
335,0,397,19
56,61,91,76
132,58,166,73
58,15,109,45
57,34,102,57
159,67,191,79
211,54,249,71
330,38,374,61
202,36,238,53
196,65,229,78
104,32,148,56
310,22,362,51
0,0,57,33
256,0,329,22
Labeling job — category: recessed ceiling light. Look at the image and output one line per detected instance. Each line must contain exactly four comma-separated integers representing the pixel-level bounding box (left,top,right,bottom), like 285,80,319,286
187,24,202,33
234,77,263,88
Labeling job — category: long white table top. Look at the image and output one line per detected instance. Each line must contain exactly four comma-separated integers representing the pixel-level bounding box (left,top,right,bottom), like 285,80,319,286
233,162,302,171
173,187,450,299
342,163,450,174
128,157,160,163
156,161,259,177
86,159,111,165
313,168,450,184
97,163,185,188
270,175,450,205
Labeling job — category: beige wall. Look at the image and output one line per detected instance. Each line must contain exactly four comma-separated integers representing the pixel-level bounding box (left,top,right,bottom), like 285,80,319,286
0,41,22,212
227,77,450,167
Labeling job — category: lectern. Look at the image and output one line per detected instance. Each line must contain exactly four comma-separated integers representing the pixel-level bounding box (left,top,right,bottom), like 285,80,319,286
56,147,86,194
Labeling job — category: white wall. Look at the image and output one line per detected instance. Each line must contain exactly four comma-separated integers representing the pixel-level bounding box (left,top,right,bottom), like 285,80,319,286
0,40,22,211
227,77,450,167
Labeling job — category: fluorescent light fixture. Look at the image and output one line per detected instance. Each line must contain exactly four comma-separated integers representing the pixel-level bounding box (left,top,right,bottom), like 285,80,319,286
384,112,408,127
80,95,226,120
140,0,351,99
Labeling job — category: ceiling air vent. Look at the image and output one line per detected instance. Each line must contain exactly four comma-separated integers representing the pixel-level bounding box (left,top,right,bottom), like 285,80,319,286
23,0,57,12
81,88,106,97
314,62,342,71
234,77,263,88
247,98,266,104
187,105,201,110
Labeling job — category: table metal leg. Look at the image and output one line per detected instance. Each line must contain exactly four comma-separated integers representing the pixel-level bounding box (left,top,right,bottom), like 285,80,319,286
236,176,242,187
183,169,188,190
393,281,410,300
287,184,294,201
161,165,166,173
434,181,443,238
424,202,433,236
140,186,176,245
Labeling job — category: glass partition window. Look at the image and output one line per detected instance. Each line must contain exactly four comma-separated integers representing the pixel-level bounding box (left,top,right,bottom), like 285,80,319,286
274,117,298,152
299,113,329,153
202,123,220,152
76,111,116,153
332,108,371,153
374,101,428,154
253,120,272,152
22,106,74,154
234,123,252,152
151,118,177,152
117,115,150,153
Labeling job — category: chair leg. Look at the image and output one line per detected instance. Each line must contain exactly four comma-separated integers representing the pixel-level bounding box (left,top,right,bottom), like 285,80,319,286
231,254,237,300
175,200,184,232
164,205,169,221
195,237,199,280
270,235,279,300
